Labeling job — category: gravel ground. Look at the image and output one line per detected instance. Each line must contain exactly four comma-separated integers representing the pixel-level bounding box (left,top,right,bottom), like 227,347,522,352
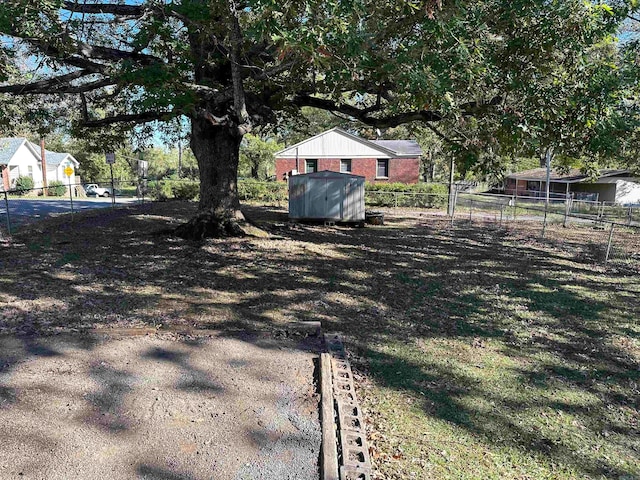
0,332,320,480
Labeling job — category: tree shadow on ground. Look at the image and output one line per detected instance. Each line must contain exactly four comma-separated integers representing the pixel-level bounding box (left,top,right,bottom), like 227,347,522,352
0,202,638,478
136,464,196,480
143,346,224,393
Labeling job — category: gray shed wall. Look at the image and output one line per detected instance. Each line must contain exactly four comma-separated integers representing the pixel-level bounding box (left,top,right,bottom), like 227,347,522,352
288,173,365,221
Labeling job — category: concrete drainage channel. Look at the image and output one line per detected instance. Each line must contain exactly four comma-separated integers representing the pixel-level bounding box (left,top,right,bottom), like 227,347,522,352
321,333,372,480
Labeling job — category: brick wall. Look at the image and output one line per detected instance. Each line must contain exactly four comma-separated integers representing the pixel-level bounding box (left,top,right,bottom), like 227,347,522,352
389,158,420,184
275,157,420,183
350,159,376,181
275,158,298,181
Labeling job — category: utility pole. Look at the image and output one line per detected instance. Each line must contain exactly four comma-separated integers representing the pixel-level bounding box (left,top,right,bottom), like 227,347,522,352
544,146,553,206
178,140,183,179
542,146,553,238
40,139,48,196
447,156,455,217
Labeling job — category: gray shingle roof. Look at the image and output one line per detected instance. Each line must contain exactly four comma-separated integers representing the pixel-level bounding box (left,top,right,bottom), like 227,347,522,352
44,151,70,166
371,140,422,156
0,137,29,165
1,138,77,167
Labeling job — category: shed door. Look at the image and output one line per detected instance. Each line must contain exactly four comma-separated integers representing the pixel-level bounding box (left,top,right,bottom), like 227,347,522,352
307,178,327,218
325,179,343,219
343,178,360,221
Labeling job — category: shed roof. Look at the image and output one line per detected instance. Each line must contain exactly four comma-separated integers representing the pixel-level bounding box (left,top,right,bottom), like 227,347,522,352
506,168,630,183
291,170,365,180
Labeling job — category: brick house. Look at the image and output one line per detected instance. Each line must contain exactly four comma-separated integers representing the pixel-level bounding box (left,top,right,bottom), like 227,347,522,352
275,128,421,183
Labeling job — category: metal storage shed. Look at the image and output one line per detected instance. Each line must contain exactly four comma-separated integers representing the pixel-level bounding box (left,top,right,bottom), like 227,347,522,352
288,170,365,222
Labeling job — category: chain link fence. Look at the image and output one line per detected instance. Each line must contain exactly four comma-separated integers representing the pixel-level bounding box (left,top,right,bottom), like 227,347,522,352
450,192,640,267
359,189,639,268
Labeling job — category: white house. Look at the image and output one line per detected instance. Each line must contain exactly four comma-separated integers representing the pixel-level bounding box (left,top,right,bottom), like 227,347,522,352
0,138,79,191
0,138,44,190
44,151,80,186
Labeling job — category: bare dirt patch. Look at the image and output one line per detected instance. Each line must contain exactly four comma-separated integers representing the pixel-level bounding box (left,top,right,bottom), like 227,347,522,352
0,332,320,480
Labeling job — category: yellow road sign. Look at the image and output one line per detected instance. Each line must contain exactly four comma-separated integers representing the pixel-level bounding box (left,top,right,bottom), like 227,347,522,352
64,166,73,177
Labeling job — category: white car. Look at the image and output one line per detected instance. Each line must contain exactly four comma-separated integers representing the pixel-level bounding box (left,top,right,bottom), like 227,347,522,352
85,184,112,197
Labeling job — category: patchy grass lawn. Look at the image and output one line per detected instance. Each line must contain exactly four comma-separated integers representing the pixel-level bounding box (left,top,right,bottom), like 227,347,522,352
1,202,638,479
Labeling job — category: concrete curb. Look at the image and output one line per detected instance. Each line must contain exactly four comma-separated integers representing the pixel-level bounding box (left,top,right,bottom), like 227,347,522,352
323,333,373,480
321,353,339,480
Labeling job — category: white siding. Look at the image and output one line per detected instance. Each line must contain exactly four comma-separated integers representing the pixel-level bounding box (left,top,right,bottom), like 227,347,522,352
7,142,44,188
47,156,78,186
278,130,392,159
46,165,60,182
614,180,640,205
58,161,76,186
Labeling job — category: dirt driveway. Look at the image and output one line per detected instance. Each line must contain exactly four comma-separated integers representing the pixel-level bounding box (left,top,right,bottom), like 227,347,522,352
0,331,320,480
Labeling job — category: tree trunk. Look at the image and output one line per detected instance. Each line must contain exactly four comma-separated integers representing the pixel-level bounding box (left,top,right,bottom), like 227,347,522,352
250,161,259,180
174,117,246,239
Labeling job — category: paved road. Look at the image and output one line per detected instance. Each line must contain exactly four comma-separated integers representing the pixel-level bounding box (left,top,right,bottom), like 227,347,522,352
0,197,140,228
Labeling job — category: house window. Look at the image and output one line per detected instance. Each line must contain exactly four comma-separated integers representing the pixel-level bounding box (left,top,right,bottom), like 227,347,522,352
340,159,352,173
27,166,33,179
527,181,540,192
376,159,389,178
305,159,317,173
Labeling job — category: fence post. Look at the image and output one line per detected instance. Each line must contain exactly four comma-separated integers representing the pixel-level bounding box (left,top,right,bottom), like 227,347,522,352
450,188,458,226
512,195,516,221
563,196,571,228
541,204,548,238
110,163,116,209
68,176,74,216
604,223,615,264
3,191,11,235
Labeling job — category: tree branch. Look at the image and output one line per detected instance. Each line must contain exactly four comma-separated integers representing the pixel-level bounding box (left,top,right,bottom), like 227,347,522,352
62,1,193,26
0,70,89,94
425,123,464,149
62,1,145,16
293,94,443,126
228,0,250,134
82,111,176,127
74,40,163,65
52,77,117,94
294,94,503,128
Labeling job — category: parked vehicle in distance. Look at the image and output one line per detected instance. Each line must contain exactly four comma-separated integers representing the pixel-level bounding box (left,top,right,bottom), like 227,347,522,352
84,184,112,197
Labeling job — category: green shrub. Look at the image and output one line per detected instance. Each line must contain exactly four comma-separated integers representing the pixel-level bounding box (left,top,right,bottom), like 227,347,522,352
148,180,172,201
171,181,199,200
365,182,448,208
14,176,34,195
46,180,66,196
365,182,448,195
238,179,287,204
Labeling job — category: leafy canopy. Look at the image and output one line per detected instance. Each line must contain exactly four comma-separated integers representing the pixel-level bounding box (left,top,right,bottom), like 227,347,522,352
0,0,638,177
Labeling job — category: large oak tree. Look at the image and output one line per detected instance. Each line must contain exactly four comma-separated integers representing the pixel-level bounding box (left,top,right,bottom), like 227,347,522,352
1,0,637,237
